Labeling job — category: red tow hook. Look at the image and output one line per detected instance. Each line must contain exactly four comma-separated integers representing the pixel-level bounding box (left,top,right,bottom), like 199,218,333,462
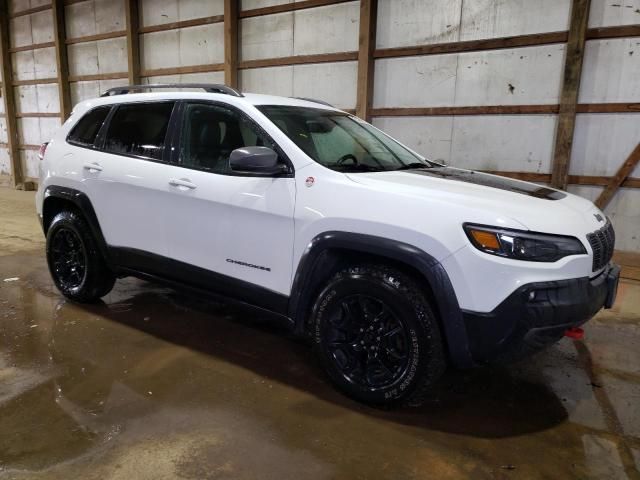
565,327,584,340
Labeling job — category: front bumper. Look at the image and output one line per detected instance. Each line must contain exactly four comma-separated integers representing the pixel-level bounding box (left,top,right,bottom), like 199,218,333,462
462,263,620,364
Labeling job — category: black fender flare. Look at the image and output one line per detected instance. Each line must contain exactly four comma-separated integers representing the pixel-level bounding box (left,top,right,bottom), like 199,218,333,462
288,231,474,368
43,186,110,262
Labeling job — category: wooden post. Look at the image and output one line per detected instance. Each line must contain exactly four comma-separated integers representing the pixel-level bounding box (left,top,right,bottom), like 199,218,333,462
52,0,72,120
125,0,140,85
595,143,640,209
356,0,377,121
0,0,22,188
550,0,591,189
224,0,239,88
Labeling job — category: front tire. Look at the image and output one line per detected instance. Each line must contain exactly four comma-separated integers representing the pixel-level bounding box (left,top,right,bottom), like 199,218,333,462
311,265,445,407
46,210,115,302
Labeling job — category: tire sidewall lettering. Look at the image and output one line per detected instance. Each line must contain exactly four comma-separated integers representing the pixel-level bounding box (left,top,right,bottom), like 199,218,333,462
313,270,435,404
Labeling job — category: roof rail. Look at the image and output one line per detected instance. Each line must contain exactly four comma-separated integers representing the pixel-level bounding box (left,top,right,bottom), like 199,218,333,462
100,83,244,97
291,97,334,108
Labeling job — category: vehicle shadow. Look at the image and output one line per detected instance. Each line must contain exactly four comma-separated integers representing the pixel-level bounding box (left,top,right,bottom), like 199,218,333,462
51,279,569,440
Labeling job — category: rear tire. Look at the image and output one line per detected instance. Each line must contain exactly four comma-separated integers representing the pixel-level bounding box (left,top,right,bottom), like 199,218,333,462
46,210,115,302
311,264,445,407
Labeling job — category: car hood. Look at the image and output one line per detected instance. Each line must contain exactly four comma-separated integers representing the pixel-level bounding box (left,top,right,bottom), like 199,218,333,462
345,166,606,236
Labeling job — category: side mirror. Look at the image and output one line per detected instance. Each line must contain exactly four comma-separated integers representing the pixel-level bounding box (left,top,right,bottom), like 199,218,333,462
229,146,284,175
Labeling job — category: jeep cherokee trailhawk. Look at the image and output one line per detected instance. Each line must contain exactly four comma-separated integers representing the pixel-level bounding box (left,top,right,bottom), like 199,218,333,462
36,84,620,406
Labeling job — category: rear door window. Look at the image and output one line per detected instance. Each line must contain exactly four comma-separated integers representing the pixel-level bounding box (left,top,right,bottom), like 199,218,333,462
104,102,175,161
67,105,112,147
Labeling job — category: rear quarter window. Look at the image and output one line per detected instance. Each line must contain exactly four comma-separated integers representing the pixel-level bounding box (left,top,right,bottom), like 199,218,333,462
67,106,112,147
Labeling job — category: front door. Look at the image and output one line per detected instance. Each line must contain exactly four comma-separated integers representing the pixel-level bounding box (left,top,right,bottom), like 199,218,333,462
164,101,296,299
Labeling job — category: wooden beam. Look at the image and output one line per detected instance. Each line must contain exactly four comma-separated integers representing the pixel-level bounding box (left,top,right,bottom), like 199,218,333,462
239,0,350,18
369,24,640,62
69,72,128,82
551,0,591,189
13,77,59,86
141,64,224,78
239,51,358,70
224,0,238,88
65,30,126,45
139,15,223,34
370,26,638,63
574,175,640,189
125,0,140,85
577,102,640,113
356,0,377,121
482,171,640,189
595,143,640,209
9,4,51,18
374,31,568,59
52,0,72,120
0,0,22,188
370,103,640,117
371,105,560,116
8,41,56,53
586,24,640,40
15,112,61,118
0,143,43,151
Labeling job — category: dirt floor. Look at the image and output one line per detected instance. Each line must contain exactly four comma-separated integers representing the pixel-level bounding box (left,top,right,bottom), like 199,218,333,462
0,187,639,479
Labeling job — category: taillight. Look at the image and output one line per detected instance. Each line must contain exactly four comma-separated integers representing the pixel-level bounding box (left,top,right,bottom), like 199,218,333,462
38,142,49,160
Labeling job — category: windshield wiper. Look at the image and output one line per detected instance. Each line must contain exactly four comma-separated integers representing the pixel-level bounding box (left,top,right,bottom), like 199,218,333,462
395,162,434,171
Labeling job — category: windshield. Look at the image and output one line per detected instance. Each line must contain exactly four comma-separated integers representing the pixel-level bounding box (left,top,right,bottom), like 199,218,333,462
257,105,435,172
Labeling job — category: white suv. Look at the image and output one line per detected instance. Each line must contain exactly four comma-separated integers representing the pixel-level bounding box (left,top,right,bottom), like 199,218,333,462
36,84,620,406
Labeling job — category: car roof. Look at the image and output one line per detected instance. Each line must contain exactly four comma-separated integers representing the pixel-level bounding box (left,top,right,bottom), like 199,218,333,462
72,91,344,116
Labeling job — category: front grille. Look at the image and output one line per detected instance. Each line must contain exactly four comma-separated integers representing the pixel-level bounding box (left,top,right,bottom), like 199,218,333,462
587,220,615,271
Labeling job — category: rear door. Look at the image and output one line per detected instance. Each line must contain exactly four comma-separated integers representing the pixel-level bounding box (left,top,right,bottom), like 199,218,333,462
83,101,178,259
163,101,296,298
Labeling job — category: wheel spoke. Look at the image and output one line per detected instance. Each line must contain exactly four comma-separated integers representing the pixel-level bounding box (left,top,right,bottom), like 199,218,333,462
382,325,403,339
331,347,359,375
342,300,362,325
322,292,412,390
372,355,395,377
357,296,372,318
371,310,389,325
328,339,352,349
384,346,407,361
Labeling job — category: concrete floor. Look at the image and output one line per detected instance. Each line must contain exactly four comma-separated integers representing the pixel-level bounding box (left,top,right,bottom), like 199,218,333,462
1,188,639,480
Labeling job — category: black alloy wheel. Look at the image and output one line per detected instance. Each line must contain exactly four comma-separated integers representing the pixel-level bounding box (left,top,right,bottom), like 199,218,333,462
49,227,88,290
312,265,445,407
46,210,115,302
322,294,410,390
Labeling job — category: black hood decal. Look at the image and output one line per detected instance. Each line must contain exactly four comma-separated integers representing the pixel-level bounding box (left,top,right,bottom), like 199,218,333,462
407,167,566,200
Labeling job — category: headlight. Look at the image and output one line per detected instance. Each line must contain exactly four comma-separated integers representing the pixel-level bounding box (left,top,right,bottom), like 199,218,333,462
463,223,586,262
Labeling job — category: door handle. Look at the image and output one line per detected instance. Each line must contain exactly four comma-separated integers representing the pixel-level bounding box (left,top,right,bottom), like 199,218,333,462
83,162,103,172
169,178,197,190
